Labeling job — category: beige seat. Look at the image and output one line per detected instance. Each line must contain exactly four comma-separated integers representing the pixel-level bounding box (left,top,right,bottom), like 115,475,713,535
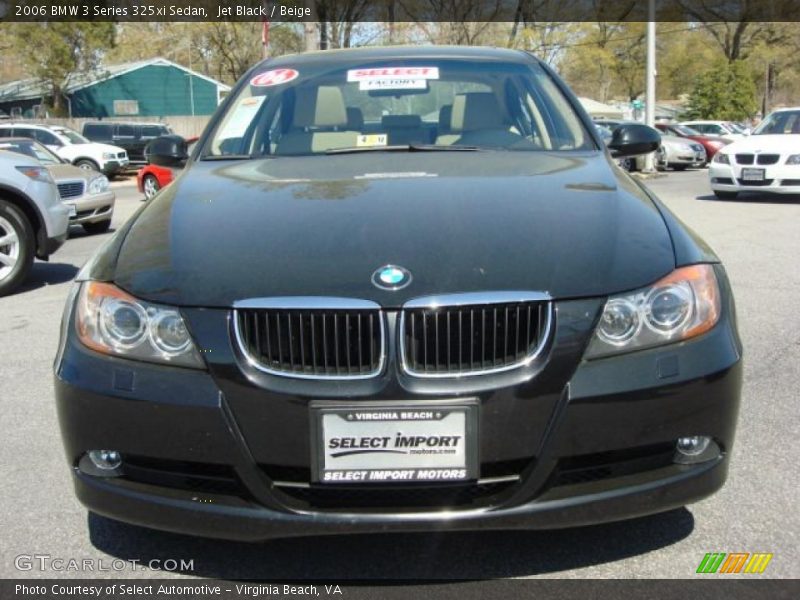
435,104,459,146
438,92,532,148
276,86,360,155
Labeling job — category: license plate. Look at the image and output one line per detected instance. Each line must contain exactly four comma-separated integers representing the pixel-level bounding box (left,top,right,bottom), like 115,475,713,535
311,402,478,484
741,168,765,181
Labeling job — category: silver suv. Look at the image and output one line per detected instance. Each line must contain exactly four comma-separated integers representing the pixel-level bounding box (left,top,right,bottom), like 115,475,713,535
0,150,70,295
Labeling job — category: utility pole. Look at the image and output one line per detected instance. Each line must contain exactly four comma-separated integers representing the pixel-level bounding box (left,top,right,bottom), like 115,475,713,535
262,1,270,60
643,0,657,172
304,0,318,52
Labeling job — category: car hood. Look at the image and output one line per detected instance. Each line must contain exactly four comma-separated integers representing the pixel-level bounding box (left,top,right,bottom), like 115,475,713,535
722,134,800,153
111,152,675,308
48,163,94,182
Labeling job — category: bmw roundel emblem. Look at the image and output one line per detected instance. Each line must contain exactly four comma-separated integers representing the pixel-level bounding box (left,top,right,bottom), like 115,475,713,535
372,265,412,290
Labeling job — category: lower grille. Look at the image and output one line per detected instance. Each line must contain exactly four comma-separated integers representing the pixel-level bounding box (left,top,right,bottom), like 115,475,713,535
277,481,516,512
400,293,551,377
264,458,529,512
121,455,246,497
737,178,773,186
234,299,384,379
781,179,800,186
551,443,676,488
712,177,734,185
57,181,84,199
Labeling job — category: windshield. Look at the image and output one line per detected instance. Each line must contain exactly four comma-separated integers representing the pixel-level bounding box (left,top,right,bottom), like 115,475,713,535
205,59,594,158
57,128,90,144
671,124,700,136
0,139,61,165
753,110,800,135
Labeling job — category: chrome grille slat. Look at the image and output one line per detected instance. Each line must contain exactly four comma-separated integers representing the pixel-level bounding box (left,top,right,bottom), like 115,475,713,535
234,298,384,380
57,181,84,199
400,292,551,378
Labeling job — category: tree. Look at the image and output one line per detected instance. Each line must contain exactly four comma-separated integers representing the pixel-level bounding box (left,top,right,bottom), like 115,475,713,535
12,23,115,115
684,60,758,121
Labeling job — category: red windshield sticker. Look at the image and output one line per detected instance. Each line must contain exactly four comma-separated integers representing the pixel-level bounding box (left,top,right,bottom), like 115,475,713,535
250,68,299,87
347,67,439,82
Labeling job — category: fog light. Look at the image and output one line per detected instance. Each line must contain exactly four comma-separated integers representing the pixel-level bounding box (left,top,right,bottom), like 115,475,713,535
676,436,711,456
88,449,122,470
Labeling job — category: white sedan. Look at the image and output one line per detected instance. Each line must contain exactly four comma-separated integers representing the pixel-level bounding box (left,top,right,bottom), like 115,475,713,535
708,107,800,199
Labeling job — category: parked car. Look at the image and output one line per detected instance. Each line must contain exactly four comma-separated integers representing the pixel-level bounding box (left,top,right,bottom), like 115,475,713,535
708,106,800,199
82,121,173,165
0,138,115,234
0,123,128,176
595,119,704,170
680,120,746,142
136,135,197,200
137,163,173,200
655,122,730,161
55,46,742,540
0,149,69,295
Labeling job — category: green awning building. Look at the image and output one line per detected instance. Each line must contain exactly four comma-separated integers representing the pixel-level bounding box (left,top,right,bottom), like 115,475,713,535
0,58,231,118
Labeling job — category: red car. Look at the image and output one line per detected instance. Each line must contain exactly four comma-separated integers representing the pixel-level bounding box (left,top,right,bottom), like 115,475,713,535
136,136,197,200
655,123,729,161
136,163,174,200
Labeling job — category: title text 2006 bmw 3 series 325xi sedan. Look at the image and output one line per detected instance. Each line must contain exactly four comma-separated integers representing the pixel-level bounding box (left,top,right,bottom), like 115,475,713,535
54,47,742,541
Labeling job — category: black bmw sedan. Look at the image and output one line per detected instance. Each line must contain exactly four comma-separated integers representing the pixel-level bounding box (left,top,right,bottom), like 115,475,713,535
54,46,742,540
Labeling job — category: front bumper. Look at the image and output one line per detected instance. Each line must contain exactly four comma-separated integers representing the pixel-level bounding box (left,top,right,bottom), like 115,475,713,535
64,191,115,225
54,276,742,540
667,149,706,167
709,161,800,194
102,160,129,175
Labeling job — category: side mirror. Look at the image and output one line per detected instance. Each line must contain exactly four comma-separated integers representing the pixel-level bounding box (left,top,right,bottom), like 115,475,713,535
607,123,661,158
145,134,188,168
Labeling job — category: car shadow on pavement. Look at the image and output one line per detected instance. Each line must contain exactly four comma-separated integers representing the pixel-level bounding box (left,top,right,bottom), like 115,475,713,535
67,226,117,239
17,262,79,293
88,508,694,579
697,193,800,205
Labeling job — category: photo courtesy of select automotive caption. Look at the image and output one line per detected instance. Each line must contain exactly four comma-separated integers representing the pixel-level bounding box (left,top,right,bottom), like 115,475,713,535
52,46,743,541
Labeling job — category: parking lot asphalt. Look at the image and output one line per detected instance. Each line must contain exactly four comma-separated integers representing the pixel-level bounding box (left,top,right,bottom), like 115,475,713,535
0,169,797,580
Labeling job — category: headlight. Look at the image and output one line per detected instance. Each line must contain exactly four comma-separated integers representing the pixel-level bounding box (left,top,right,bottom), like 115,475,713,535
712,152,730,164
101,152,117,159
88,175,109,194
786,155,800,165
585,265,721,359
15,166,53,184
75,281,204,368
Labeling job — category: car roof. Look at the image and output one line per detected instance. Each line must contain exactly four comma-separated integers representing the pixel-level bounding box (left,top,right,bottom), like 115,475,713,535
259,45,533,70
0,137,42,143
83,121,169,126
0,122,58,129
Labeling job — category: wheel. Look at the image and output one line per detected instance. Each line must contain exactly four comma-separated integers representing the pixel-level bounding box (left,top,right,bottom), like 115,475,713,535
620,157,636,172
75,159,100,172
82,219,111,234
713,190,738,200
143,174,160,200
0,199,35,296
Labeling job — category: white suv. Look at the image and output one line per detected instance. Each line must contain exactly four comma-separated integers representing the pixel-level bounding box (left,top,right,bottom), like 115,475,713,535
0,123,129,176
0,150,70,295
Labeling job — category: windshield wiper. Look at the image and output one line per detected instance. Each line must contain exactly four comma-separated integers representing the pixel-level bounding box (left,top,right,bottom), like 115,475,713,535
201,153,277,161
325,144,480,155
